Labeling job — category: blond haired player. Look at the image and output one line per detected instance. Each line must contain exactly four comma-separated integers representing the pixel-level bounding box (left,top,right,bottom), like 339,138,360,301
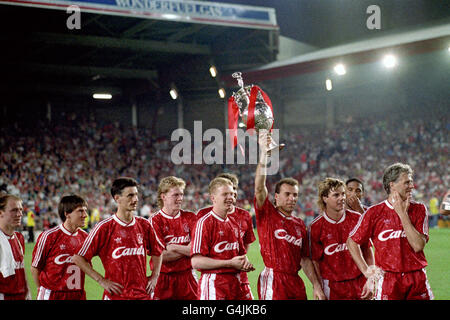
309,178,374,300
347,163,433,300
150,176,198,300
197,172,256,299
191,177,254,300
0,194,30,300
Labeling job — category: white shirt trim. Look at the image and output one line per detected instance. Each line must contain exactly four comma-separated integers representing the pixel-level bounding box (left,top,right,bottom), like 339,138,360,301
113,214,136,227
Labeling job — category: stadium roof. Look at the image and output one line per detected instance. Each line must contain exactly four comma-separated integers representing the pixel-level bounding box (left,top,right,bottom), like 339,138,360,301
222,23,450,85
0,0,280,104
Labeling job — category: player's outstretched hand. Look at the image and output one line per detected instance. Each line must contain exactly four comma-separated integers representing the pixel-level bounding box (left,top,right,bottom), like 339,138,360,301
98,278,124,296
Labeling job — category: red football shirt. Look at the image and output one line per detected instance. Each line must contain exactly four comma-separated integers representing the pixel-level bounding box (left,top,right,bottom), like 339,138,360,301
254,196,309,274
150,209,197,273
191,210,246,274
309,210,367,281
77,214,164,300
0,231,27,296
32,224,88,292
349,200,429,272
197,206,255,284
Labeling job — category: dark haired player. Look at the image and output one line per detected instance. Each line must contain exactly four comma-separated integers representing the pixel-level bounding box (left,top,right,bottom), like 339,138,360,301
73,177,164,300
31,194,89,300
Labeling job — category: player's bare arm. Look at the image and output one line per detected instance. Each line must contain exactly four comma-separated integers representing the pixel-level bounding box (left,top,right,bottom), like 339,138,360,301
30,266,40,289
72,254,123,295
147,255,162,294
191,254,253,271
300,257,326,300
161,243,191,262
391,191,426,252
346,238,374,299
255,131,269,208
346,238,369,276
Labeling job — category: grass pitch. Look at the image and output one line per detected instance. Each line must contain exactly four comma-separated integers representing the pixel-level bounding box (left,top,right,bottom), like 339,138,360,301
24,228,449,300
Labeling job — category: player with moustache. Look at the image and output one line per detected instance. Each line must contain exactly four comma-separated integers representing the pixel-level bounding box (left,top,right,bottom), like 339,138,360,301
347,163,434,300
191,177,254,300
150,176,198,300
309,178,374,300
254,131,325,300
73,177,165,300
196,172,256,300
31,195,89,300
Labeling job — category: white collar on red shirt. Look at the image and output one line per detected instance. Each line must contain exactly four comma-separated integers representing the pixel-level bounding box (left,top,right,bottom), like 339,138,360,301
60,224,79,236
385,200,394,210
159,209,181,219
323,211,346,224
210,210,228,222
113,214,136,227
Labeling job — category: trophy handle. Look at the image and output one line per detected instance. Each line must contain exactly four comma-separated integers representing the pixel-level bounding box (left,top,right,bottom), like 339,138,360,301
232,72,244,89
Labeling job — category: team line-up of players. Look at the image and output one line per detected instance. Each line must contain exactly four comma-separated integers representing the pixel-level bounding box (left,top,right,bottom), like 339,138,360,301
0,132,434,300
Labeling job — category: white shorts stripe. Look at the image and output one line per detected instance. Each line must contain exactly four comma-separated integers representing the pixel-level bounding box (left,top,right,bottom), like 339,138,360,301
323,279,330,300
422,268,434,300
259,267,273,300
37,286,52,300
375,272,384,300
199,274,216,300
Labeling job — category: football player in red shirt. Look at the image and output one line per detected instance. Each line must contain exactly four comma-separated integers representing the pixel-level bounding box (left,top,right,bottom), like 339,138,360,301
31,195,89,300
191,177,254,300
73,177,164,300
0,194,30,300
254,131,325,300
347,162,434,300
197,172,256,299
150,176,198,300
309,178,374,300
345,178,368,214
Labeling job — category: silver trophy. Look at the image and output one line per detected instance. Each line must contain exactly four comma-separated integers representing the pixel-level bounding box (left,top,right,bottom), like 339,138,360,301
231,72,284,153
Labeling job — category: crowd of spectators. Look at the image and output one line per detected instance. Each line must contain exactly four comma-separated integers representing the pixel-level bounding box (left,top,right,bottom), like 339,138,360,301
0,112,448,233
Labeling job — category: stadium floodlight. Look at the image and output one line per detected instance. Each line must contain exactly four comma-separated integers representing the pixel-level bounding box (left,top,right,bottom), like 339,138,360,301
333,63,346,75
169,88,178,100
93,93,112,99
325,79,332,91
169,83,178,100
382,54,397,68
209,65,218,78
218,88,226,98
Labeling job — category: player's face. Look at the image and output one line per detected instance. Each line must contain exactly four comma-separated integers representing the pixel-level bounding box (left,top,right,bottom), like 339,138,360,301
115,186,139,212
390,172,414,200
346,181,363,200
162,186,184,212
211,184,235,213
275,184,299,214
323,186,346,213
0,199,23,229
67,205,88,229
